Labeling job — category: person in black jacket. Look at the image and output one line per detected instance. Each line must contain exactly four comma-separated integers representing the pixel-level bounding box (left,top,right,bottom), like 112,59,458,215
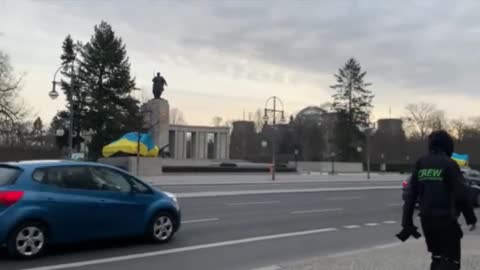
399,130,477,270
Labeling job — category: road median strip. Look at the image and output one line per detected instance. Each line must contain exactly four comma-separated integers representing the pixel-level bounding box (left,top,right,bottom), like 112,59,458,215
176,186,400,198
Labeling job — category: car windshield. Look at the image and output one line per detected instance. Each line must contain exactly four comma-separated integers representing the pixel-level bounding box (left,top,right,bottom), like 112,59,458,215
0,166,21,187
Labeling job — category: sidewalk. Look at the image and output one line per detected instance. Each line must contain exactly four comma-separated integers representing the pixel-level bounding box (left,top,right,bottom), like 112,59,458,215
273,233,480,270
144,173,404,185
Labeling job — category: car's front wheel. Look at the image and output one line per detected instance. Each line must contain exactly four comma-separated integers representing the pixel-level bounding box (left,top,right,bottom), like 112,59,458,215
148,212,175,243
7,221,48,259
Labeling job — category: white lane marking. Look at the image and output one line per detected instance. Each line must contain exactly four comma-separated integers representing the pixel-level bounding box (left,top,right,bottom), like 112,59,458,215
324,196,363,201
182,218,220,224
364,223,380,226
251,266,283,270
290,208,343,214
23,227,338,270
227,201,280,206
383,220,397,224
177,186,400,198
388,203,403,207
343,225,361,229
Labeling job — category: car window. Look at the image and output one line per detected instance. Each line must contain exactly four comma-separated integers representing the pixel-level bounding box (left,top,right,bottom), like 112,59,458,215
89,167,132,193
61,167,100,190
129,177,151,194
33,166,100,190
0,166,21,186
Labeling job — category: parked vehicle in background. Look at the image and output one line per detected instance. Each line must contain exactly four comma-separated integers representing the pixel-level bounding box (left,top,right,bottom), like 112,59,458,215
462,168,480,186
0,160,181,259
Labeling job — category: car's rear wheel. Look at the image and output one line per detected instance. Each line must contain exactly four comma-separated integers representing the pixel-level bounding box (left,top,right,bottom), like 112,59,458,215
7,221,48,259
148,212,175,243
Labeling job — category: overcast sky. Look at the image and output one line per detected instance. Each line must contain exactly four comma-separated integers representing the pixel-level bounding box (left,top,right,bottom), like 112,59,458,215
2,0,480,125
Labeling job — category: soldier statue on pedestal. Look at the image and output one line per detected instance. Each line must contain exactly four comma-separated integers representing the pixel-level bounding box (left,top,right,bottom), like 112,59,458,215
152,72,168,99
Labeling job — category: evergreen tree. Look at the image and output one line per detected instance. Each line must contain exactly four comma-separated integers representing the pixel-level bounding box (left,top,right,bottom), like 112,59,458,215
32,117,43,136
79,21,142,159
331,58,374,161
331,58,373,127
54,22,142,159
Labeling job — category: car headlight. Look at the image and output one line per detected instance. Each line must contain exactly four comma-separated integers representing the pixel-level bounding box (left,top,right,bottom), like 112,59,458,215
164,191,179,208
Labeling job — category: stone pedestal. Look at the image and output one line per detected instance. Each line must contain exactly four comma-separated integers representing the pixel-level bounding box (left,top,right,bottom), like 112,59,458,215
142,99,170,152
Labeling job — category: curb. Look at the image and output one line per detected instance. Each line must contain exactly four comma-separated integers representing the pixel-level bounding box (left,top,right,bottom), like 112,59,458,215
147,179,403,186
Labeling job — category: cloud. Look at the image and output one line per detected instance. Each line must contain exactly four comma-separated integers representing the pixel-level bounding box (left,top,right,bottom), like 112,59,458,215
19,0,480,97
167,0,480,97
4,0,480,124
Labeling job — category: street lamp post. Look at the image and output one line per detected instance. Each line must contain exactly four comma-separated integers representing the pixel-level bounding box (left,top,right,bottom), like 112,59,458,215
330,152,336,174
50,64,75,159
361,123,376,180
264,96,286,181
50,62,92,159
380,153,386,172
294,148,299,171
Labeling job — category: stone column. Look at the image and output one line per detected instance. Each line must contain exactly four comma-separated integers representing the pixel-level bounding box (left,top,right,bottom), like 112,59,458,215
193,131,203,159
142,99,170,151
174,130,186,159
221,133,227,159
215,132,227,160
225,132,230,160
191,132,197,159
168,130,175,158
197,132,208,159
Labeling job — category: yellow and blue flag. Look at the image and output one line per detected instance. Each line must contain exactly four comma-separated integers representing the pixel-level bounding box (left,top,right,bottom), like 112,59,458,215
102,132,159,158
452,153,469,168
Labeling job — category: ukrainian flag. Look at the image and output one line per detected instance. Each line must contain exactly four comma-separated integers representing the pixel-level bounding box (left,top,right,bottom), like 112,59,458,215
102,132,159,158
452,153,469,168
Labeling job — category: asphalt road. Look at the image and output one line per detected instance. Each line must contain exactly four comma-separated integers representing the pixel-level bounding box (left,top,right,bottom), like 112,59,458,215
0,188,408,270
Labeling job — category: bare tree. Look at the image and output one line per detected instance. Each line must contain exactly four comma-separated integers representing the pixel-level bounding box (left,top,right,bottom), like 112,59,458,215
212,116,223,127
170,108,186,125
404,103,445,140
450,118,469,140
0,51,24,126
469,117,480,130
253,108,264,132
223,119,234,134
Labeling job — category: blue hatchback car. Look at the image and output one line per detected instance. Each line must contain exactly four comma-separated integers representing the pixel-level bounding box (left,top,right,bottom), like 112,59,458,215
0,160,181,259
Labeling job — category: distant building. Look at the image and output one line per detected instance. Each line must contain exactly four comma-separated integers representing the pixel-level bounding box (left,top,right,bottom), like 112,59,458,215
230,121,257,160
294,106,337,160
228,106,344,162
377,119,404,137
372,118,407,164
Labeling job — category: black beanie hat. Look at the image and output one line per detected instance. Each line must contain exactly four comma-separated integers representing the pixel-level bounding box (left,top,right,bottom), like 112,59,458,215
428,130,454,157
